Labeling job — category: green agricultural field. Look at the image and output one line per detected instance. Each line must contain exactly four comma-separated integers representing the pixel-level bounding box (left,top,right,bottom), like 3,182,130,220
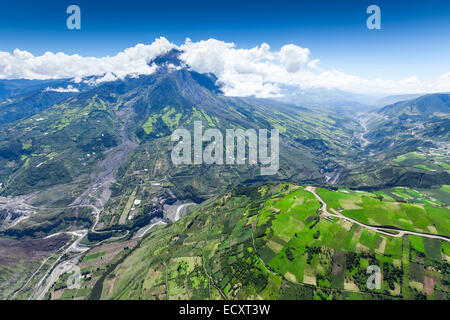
316,188,450,236
83,251,106,263
394,152,426,163
415,164,436,172
118,187,137,225
81,183,449,301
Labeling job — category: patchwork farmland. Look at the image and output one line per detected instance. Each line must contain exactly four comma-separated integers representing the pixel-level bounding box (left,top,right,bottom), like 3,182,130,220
52,183,449,300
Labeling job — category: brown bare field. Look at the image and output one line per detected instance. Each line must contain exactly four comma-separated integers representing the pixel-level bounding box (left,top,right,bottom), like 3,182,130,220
0,234,71,266
51,289,65,300
423,274,439,295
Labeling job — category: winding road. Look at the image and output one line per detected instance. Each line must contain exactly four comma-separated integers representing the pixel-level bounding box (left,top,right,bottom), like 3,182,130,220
9,105,138,300
305,186,450,242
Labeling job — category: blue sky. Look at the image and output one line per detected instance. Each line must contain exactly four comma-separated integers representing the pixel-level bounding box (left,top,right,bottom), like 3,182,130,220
0,0,449,88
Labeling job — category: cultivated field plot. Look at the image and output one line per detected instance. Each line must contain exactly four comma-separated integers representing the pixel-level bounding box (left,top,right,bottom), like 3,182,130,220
47,239,138,300
78,183,449,300
317,188,450,236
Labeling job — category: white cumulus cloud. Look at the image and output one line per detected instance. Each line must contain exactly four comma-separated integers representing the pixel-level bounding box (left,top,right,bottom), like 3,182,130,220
0,37,175,80
44,85,80,93
0,37,449,97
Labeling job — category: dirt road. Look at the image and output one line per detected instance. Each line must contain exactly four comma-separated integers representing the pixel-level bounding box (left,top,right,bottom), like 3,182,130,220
11,105,138,300
305,186,450,242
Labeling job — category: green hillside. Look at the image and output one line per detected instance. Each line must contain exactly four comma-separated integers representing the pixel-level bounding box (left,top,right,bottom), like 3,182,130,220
63,183,449,301
1,53,449,302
